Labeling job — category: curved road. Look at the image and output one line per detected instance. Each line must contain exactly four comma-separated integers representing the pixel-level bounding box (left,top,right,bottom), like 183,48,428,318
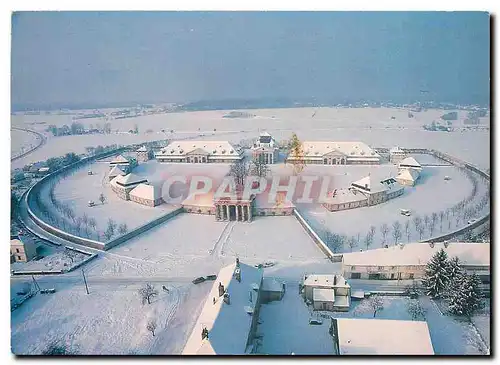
11,127,47,162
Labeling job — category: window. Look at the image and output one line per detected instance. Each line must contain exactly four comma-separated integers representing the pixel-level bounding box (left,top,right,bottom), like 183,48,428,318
351,266,355,270
16,248,20,253
17,256,22,260
322,302,327,310
378,266,384,270
368,273,381,280
409,273,414,280
351,273,361,279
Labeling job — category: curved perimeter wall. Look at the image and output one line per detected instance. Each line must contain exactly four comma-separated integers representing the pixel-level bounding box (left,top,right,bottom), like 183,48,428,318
25,148,128,250
23,146,491,252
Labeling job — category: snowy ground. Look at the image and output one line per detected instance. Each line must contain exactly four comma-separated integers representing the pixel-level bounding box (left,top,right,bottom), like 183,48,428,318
11,107,490,171
256,289,488,355
11,128,42,158
11,248,88,273
11,277,211,355
47,160,179,240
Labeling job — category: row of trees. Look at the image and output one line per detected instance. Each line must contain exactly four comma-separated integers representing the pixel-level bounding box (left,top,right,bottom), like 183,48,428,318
46,122,113,137
422,249,484,317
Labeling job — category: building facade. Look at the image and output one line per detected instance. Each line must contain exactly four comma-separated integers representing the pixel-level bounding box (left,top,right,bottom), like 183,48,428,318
286,141,380,165
10,239,39,262
389,146,407,164
155,141,244,164
129,183,163,207
110,173,148,200
251,132,279,164
136,145,151,163
301,274,351,312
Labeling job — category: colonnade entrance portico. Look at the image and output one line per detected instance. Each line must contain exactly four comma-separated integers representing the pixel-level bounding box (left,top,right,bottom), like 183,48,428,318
215,202,253,222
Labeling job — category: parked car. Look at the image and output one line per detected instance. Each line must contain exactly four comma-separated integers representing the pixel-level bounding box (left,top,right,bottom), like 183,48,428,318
88,201,96,207
400,209,411,217
309,318,323,325
192,277,206,285
467,219,477,225
205,275,217,281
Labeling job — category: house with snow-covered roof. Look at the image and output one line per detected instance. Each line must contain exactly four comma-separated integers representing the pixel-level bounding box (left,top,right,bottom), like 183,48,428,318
251,132,279,164
330,318,434,355
129,183,163,207
110,173,148,200
286,141,380,165
108,165,126,181
182,261,264,355
398,156,422,172
301,274,350,312
155,141,243,164
342,242,490,281
109,154,138,173
350,175,404,206
396,168,420,186
389,146,407,164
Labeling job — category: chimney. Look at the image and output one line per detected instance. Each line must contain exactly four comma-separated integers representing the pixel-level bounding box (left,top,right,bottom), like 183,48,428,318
223,292,230,305
234,268,241,282
218,282,225,297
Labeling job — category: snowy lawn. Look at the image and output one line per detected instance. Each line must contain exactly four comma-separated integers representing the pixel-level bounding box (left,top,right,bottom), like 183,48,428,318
256,284,335,355
11,247,89,273
49,161,179,239
11,277,211,355
222,216,326,262
11,128,42,158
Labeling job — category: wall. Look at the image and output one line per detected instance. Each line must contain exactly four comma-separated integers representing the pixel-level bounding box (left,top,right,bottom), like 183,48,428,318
293,208,335,261
104,207,184,250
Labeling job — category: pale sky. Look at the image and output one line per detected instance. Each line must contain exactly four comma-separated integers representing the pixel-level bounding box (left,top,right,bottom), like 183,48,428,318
11,11,490,109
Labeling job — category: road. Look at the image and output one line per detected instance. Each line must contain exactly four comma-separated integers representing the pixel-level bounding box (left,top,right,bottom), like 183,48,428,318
11,127,47,162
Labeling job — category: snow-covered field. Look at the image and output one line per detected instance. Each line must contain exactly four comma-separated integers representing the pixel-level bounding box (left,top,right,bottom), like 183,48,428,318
11,128,42,158
47,161,179,239
11,248,88,273
11,107,490,170
11,277,211,355
222,216,326,262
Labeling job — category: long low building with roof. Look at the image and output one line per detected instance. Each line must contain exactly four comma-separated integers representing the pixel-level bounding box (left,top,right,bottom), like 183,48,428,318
342,242,490,281
330,318,434,355
286,141,380,165
155,141,244,164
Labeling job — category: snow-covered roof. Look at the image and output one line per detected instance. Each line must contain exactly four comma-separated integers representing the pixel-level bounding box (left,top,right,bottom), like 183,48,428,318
313,288,335,302
111,173,147,187
110,154,131,164
397,168,420,182
136,145,148,152
351,176,372,191
335,318,434,355
303,274,349,289
129,183,162,201
352,175,401,194
297,141,380,159
182,262,263,355
157,141,242,158
108,165,126,178
324,188,367,204
399,156,422,169
342,242,490,267
389,146,405,154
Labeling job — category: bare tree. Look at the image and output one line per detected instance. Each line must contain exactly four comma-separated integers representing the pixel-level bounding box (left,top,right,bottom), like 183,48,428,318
368,295,384,318
88,217,97,232
146,320,157,337
75,217,83,235
139,283,158,305
404,220,411,242
423,215,430,231
406,299,426,321
323,230,343,253
104,226,114,241
380,223,389,246
107,218,117,235
369,225,376,240
82,213,89,230
364,232,373,250
439,211,445,232
118,223,128,235
392,221,402,244
348,236,357,252
250,157,270,178
228,160,250,188
99,193,106,205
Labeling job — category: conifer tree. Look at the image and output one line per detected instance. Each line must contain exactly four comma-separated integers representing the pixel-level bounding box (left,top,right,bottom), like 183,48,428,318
448,273,483,317
421,248,450,298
